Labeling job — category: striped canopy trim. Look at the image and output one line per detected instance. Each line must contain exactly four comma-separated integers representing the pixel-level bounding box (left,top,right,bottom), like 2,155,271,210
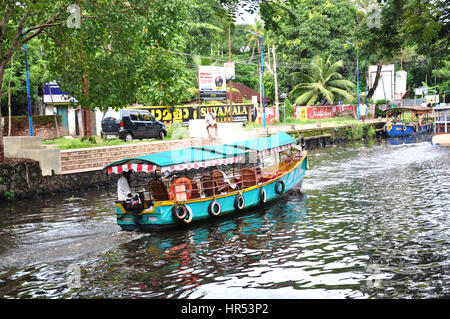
160,156,243,172
107,163,156,175
258,143,295,156
107,156,243,175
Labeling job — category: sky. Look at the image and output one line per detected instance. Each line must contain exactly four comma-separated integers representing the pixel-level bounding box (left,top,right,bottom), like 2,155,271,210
235,4,260,25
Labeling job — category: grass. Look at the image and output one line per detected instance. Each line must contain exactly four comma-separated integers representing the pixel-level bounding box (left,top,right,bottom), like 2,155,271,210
43,136,151,149
164,124,190,140
43,125,191,149
44,117,378,149
244,116,362,130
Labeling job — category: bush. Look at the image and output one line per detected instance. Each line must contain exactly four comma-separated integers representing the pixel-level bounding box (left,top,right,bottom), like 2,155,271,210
374,99,387,118
366,125,376,138
284,99,294,118
166,124,189,140
346,123,364,140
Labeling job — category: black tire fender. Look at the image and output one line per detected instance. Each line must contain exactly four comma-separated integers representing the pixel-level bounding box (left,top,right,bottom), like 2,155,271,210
275,180,285,195
259,188,267,203
234,194,245,210
183,206,193,224
208,200,221,216
172,204,187,220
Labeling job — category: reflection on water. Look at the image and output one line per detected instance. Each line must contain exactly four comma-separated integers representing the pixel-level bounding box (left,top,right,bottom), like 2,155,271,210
0,138,449,298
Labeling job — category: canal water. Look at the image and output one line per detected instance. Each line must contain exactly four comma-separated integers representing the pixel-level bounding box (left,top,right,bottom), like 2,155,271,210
0,138,449,299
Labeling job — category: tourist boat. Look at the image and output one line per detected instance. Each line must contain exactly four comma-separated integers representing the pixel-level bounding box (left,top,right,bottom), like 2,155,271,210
104,132,308,231
431,104,450,146
383,106,433,138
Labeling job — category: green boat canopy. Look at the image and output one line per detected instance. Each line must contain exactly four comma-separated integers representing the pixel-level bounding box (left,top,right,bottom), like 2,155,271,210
104,132,296,174
224,132,296,153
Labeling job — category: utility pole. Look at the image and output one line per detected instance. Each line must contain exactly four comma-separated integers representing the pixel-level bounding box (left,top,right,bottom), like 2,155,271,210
272,45,279,121
228,26,233,122
7,55,13,136
82,75,91,137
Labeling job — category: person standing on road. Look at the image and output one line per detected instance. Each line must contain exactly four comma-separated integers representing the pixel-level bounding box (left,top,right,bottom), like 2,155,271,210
359,103,367,122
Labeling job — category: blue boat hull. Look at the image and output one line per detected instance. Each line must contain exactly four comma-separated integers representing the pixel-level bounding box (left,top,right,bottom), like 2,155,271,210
385,123,432,137
116,155,308,231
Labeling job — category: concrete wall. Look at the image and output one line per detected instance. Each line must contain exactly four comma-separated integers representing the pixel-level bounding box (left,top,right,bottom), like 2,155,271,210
3,136,61,176
189,120,253,142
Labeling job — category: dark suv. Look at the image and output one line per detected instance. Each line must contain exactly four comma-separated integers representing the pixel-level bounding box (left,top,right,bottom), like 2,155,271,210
101,109,167,141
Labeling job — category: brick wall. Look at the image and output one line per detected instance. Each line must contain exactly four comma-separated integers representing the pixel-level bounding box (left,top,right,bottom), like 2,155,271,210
60,138,214,174
3,115,63,139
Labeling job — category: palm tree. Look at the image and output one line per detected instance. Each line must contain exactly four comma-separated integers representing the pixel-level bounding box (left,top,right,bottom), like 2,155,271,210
246,19,264,64
290,56,355,106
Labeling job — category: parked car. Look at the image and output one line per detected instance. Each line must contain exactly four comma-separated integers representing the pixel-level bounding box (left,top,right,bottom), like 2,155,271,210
101,109,167,141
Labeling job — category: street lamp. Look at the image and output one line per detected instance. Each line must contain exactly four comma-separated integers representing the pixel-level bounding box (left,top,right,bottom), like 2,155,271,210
346,41,360,120
247,30,266,128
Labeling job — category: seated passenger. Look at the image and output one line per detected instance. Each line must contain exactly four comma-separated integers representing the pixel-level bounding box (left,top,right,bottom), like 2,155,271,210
117,171,132,201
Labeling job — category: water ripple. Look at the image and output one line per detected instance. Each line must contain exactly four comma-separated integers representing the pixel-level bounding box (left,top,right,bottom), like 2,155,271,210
0,139,449,298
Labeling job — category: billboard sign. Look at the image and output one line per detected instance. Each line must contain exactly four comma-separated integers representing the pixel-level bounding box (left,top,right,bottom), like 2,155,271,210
224,63,235,81
199,66,227,101
128,104,257,126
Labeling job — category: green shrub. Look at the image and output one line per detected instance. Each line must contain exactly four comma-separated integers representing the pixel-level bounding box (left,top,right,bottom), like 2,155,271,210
166,124,189,140
374,99,387,118
284,99,294,118
346,124,364,140
366,125,376,138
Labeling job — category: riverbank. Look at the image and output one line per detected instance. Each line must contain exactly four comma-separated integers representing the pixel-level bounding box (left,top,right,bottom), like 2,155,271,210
1,119,386,202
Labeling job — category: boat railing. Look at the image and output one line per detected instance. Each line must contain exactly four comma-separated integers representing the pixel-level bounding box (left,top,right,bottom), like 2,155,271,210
123,149,304,205
163,149,304,202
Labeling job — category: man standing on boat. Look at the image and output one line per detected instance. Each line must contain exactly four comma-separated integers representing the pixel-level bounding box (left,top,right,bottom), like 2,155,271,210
205,108,218,138
117,170,132,200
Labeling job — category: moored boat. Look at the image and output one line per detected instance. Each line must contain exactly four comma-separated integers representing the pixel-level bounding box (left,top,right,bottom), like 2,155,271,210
431,104,450,146
104,132,308,231
383,106,433,138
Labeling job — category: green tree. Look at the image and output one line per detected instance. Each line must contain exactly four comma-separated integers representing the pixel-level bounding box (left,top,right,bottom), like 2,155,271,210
0,0,194,161
260,0,357,102
354,0,406,99
1,1,74,161
435,60,450,97
1,38,50,116
245,19,264,63
44,0,192,110
402,0,449,62
290,55,355,105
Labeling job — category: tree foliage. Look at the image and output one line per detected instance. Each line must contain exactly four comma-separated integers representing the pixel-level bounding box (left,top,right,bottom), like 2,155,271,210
260,0,358,100
42,0,192,109
290,55,355,105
